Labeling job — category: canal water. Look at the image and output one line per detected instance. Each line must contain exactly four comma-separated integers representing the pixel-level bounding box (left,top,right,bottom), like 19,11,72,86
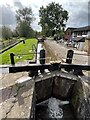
36,97,76,120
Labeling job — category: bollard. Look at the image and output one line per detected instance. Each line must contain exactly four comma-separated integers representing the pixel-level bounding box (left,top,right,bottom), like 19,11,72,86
66,50,74,64
10,53,15,65
40,49,45,64
40,49,45,73
65,50,74,72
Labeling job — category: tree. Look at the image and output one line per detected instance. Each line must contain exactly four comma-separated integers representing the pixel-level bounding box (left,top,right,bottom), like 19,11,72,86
16,7,34,38
2,26,12,40
12,29,19,37
39,2,69,36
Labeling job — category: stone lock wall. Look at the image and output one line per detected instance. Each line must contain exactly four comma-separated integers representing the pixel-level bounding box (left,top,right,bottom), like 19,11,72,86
35,72,90,120
35,72,77,103
52,76,75,100
35,76,53,103
71,80,90,120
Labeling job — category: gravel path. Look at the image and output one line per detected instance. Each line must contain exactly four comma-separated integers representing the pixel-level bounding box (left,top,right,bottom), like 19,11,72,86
45,40,90,78
45,40,89,65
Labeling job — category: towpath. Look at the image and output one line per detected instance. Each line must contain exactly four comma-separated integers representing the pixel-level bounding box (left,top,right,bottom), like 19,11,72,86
44,40,90,77
45,40,89,65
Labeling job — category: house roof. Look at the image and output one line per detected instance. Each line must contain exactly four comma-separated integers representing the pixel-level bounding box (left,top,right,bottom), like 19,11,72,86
74,26,90,32
66,27,77,31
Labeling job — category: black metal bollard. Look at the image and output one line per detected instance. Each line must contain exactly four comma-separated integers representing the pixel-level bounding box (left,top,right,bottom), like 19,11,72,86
10,53,15,65
66,50,74,64
40,49,45,64
40,49,45,73
65,50,74,72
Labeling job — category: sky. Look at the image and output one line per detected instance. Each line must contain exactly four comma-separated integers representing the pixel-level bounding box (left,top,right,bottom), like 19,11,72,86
0,0,90,31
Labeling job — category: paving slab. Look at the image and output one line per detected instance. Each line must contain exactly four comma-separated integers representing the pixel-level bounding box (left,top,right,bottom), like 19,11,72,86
0,76,34,119
0,72,28,88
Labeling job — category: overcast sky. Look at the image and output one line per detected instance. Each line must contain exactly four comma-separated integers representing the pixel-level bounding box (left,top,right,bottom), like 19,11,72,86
0,0,90,31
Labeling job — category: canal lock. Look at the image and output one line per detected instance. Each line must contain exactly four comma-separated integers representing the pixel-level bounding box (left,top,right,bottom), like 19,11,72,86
30,41,90,120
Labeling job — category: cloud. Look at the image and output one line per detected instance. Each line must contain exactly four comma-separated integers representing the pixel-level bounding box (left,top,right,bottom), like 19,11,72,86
65,1,89,27
88,1,90,25
0,5,16,27
31,22,41,32
14,0,23,9
0,0,90,31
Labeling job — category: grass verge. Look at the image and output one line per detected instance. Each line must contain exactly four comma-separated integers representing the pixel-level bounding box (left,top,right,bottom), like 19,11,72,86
0,38,37,65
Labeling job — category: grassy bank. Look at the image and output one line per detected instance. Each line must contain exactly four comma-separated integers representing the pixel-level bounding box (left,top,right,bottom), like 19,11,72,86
0,37,24,52
0,38,37,64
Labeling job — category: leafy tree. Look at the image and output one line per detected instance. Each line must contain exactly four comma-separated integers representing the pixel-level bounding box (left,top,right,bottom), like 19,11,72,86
12,29,18,37
39,2,69,36
16,21,30,37
16,7,34,38
2,26,12,40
